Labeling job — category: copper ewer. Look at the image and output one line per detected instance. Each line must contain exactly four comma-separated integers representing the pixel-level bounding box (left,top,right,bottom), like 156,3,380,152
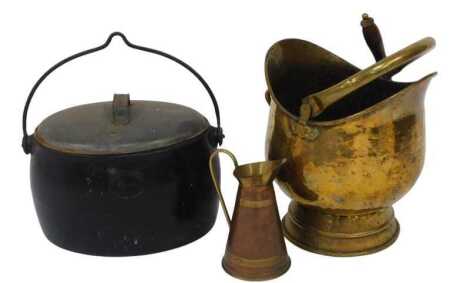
209,149,290,281
264,16,436,256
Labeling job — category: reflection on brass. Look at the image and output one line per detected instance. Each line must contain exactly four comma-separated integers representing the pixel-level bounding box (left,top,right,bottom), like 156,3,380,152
209,149,290,280
264,15,436,256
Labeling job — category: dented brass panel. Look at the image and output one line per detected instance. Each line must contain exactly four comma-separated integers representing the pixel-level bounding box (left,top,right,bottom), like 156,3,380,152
267,78,431,210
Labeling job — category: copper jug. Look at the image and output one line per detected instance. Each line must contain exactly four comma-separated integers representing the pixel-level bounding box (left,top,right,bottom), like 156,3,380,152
209,149,290,281
264,15,436,256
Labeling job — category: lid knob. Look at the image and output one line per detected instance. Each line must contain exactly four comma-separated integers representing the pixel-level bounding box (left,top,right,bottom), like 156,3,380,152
113,94,130,125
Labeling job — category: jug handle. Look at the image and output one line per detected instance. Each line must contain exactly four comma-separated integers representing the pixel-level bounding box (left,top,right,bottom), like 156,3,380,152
299,36,435,123
209,148,239,226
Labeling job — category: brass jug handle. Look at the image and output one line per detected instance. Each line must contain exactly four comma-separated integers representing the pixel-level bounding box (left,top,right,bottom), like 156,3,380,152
299,37,435,123
209,148,239,226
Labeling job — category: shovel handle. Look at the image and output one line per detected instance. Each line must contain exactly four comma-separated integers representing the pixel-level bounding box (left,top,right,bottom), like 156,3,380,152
209,148,239,226
299,37,435,123
361,14,386,63
361,13,407,79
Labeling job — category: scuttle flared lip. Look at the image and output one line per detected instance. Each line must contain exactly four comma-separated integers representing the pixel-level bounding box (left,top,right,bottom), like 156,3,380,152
265,37,436,126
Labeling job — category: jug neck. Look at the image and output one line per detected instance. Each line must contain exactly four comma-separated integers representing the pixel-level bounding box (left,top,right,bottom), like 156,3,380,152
234,159,287,188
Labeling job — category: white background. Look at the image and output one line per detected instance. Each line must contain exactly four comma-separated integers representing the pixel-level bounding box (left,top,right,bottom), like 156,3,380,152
1,1,468,282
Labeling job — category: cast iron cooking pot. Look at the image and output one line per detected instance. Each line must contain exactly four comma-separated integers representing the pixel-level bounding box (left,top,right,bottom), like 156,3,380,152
21,32,224,256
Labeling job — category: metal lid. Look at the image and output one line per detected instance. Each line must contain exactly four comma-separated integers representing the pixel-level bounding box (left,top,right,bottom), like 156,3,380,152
34,94,209,155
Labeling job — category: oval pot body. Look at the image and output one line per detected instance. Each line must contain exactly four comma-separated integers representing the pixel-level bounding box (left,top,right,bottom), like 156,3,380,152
29,131,219,256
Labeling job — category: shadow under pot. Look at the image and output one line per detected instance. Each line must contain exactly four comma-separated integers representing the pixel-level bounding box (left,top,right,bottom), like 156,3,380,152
22,33,224,256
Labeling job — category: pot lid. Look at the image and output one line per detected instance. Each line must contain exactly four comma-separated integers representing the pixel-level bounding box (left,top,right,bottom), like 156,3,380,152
34,94,210,155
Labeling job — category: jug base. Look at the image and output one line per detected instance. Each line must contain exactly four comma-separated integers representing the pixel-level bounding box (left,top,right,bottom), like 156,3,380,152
222,253,291,281
282,202,400,256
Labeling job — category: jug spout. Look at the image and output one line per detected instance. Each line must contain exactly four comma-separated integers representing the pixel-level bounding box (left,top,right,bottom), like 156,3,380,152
234,158,287,188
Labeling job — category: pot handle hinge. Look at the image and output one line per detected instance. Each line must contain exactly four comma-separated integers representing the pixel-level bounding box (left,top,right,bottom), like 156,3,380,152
22,135,33,154
209,126,225,147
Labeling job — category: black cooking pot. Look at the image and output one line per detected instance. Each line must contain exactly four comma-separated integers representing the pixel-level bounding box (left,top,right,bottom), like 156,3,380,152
21,32,224,256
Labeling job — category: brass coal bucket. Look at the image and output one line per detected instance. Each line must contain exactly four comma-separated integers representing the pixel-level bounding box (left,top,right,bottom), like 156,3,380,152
264,17,436,256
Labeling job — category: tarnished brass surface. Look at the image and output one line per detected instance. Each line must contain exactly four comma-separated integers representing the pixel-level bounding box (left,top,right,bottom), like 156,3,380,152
264,17,436,256
209,149,290,280
283,203,399,256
